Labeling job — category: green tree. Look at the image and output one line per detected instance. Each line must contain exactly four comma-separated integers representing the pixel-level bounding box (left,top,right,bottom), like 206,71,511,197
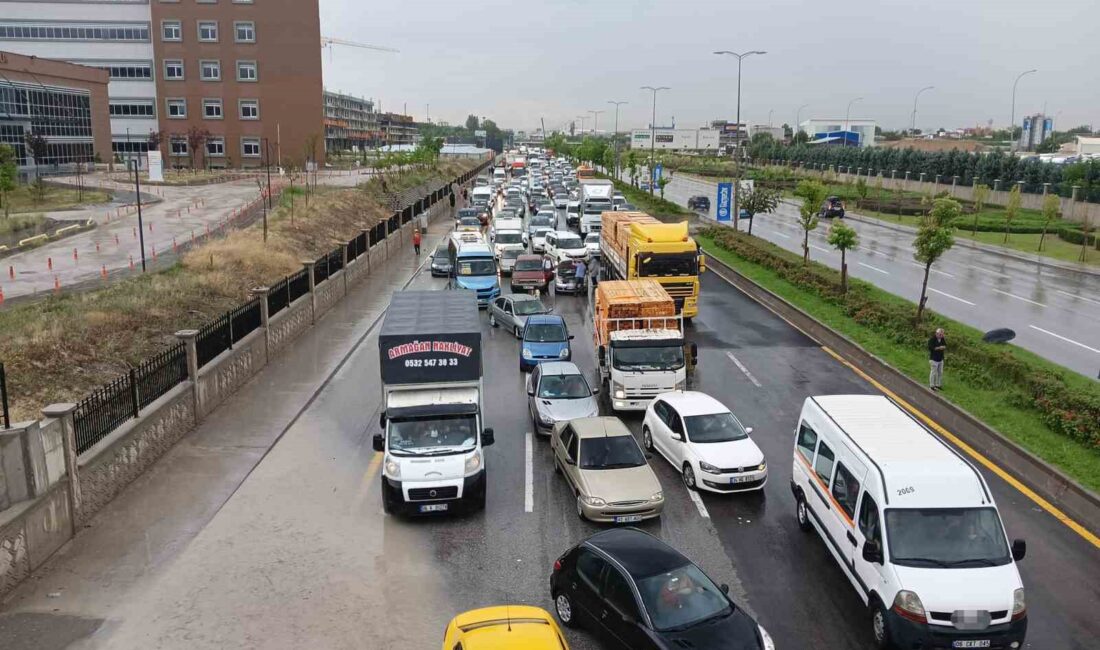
465,115,480,132
0,143,17,218
914,198,959,320
1003,184,1021,243
970,183,990,233
657,176,670,199
826,222,859,293
854,177,868,209
24,128,49,202
625,150,639,187
791,130,810,145
795,179,826,263
740,187,780,236
1038,193,1060,252
601,148,616,176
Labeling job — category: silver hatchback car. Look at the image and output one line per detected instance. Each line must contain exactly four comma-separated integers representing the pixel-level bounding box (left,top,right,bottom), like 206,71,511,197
488,294,550,338
526,362,599,435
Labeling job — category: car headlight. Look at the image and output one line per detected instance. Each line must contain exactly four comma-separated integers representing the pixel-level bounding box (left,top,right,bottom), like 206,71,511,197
522,348,533,359
1012,588,1026,620
537,410,554,425
558,348,569,359
464,450,482,475
757,461,767,471
758,625,776,650
383,456,400,479
893,590,926,622
698,461,722,475
649,491,664,502
581,496,606,507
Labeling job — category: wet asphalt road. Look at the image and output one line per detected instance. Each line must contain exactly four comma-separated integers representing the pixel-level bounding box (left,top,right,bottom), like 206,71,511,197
650,172,1100,378
4,200,1096,649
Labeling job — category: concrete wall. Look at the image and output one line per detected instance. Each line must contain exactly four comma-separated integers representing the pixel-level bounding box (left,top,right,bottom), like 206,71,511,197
0,480,72,597
268,296,313,357
195,329,268,421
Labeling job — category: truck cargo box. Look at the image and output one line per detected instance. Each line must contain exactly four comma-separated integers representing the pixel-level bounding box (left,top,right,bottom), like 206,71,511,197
379,290,482,385
594,280,678,345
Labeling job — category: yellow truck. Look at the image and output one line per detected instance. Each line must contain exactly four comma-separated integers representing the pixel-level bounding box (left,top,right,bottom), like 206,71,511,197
599,211,704,319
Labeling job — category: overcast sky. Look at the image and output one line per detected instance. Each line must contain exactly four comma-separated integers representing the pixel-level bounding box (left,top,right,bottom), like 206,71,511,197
319,0,1098,134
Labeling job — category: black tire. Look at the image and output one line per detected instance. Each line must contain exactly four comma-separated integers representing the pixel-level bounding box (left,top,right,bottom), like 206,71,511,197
515,325,522,338
682,463,698,491
870,599,892,649
381,489,394,515
554,591,580,629
796,493,813,532
642,426,654,451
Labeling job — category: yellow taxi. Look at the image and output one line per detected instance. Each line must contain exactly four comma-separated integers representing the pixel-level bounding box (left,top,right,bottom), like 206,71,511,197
442,605,570,650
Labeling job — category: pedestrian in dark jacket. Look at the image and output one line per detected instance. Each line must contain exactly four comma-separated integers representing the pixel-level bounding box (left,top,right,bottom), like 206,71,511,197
928,328,946,390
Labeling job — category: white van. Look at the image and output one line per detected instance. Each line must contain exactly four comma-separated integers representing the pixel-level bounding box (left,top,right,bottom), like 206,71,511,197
790,395,1027,650
471,186,493,206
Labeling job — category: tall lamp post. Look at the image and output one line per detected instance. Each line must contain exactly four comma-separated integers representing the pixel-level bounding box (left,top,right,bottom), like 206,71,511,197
576,115,588,136
129,157,147,272
640,86,670,195
1010,69,1037,151
795,103,809,141
608,100,627,178
911,86,934,135
262,137,273,242
589,109,604,135
714,50,766,229
845,96,864,145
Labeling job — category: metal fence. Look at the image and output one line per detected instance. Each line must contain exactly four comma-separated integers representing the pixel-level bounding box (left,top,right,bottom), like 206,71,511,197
1,362,10,429
268,276,290,316
135,343,187,410
288,269,310,301
196,312,232,368
230,299,262,344
327,248,344,274
313,253,331,284
74,371,137,453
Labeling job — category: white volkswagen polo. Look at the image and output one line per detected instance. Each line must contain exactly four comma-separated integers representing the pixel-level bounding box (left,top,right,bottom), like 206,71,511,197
642,391,767,493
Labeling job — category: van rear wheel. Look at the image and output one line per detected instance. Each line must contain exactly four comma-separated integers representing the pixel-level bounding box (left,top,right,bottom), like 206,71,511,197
796,494,813,532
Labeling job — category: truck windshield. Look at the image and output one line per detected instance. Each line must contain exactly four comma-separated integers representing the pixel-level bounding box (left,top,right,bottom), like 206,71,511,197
639,253,698,277
613,345,684,371
579,435,646,469
388,414,477,455
457,259,496,276
885,508,1012,568
584,201,611,214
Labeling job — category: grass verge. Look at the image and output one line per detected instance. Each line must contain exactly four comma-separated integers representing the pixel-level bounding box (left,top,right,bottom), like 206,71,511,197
3,185,111,214
697,231,1100,492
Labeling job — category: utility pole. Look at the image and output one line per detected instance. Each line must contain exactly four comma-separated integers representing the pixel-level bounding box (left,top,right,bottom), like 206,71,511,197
714,50,766,230
796,103,809,141
1010,69,1037,151
589,109,604,135
608,100,627,178
131,158,147,272
911,86,934,135
261,138,272,242
845,96,864,144
640,86,669,195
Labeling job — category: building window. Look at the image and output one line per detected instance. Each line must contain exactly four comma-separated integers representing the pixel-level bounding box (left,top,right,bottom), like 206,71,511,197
166,98,187,118
170,137,188,157
161,20,181,41
200,60,221,81
93,62,153,81
239,99,259,120
0,22,151,42
109,100,155,118
197,21,218,42
236,61,257,82
234,21,255,43
206,137,225,157
241,137,261,158
202,99,223,119
164,59,184,80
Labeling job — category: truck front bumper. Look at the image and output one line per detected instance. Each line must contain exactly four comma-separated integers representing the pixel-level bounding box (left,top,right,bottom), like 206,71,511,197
381,471,487,516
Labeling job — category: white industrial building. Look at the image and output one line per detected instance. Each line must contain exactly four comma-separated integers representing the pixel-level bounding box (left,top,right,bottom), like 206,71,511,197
629,128,720,152
799,118,877,147
750,125,784,141
1,2,159,159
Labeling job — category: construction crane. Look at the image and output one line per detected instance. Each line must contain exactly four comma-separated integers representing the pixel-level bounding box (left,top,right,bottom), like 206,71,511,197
321,36,399,62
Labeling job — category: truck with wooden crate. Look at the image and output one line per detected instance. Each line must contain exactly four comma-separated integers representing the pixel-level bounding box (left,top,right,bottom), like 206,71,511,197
599,211,705,319
594,280,697,412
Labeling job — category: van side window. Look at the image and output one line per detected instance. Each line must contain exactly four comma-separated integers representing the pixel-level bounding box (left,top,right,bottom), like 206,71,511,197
814,441,835,484
858,494,881,547
831,462,861,520
796,423,817,463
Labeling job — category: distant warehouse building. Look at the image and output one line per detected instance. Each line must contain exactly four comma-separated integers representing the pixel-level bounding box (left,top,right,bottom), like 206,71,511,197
630,128,720,152
799,118,877,147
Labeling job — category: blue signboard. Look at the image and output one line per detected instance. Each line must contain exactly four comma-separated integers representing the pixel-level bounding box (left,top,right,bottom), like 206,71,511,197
653,163,663,186
716,182,732,221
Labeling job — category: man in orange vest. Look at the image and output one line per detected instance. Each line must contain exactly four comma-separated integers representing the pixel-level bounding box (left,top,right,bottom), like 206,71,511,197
412,228,422,256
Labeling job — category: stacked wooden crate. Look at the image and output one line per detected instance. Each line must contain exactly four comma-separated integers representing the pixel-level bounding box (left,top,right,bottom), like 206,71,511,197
594,280,678,345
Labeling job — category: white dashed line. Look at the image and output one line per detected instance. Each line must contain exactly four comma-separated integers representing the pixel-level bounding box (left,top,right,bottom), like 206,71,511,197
810,244,831,254
858,261,890,275
993,289,1046,307
967,265,1011,279
909,261,955,278
525,431,534,513
687,487,711,519
1028,326,1100,355
1056,290,1100,306
928,287,976,306
725,351,762,388
765,229,791,239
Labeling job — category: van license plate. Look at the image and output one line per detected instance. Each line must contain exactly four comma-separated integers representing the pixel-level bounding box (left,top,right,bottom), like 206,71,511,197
730,476,755,484
419,503,449,513
952,642,990,648
614,515,643,523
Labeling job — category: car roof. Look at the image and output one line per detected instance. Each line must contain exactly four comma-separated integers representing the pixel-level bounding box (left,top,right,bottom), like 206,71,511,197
537,361,581,376
450,606,560,649
657,391,729,416
508,293,541,302
554,230,579,237
517,254,543,261
570,416,632,439
584,528,688,580
526,314,564,326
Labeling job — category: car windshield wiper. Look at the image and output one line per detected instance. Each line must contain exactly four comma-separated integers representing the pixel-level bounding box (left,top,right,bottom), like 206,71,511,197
892,556,952,568
941,557,1001,567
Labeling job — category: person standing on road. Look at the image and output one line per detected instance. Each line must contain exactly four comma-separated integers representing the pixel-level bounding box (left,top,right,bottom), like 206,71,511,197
449,190,456,218
412,228,422,256
928,328,946,390
575,258,587,289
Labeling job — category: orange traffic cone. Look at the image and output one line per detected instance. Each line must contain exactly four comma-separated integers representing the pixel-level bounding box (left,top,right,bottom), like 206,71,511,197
0,286,4,306
73,248,78,261
101,265,108,280
7,265,13,280
47,257,53,270
53,276,60,294
129,255,135,271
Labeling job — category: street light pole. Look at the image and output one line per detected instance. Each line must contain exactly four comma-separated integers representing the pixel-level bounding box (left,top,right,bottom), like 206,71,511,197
130,158,147,272
714,50,766,230
845,96,864,145
589,109,604,135
608,100,627,178
796,103,809,141
911,86,934,135
640,86,669,195
1010,69,1037,151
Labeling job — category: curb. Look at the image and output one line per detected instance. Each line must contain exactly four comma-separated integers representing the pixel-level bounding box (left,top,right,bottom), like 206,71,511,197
698,240,1100,539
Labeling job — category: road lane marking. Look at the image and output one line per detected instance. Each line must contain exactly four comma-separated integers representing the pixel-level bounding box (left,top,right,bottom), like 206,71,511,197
725,351,762,387
908,261,955,278
763,229,791,239
1057,289,1100,306
820,346,1100,549
928,287,976,306
525,431,534,513
1028,326,1100,355
687,487,710,518
967,265,1011,279
993,289,1046,307
810,244,831,254
857,261,890,275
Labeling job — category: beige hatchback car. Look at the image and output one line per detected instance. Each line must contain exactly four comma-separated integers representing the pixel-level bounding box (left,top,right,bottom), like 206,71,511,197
551,417,665,523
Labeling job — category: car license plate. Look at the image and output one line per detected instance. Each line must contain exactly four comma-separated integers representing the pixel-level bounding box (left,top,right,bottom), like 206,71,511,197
953,641,990,648
730,475,755,484
419,503,449,513
614,515,643,523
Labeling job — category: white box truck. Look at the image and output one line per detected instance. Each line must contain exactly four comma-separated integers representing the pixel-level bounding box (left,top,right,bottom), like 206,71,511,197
578,179,614,234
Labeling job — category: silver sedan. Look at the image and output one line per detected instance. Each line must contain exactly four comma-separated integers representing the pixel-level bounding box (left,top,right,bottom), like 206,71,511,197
488,294,550,338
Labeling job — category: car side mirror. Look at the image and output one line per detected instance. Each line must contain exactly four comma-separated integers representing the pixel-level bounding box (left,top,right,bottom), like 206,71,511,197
372,434,384,452
1011,539,1026,562
862,539,884,565
565,457,576,465
690,343,699,365
591,384,600,395
598,345,606,363
720,583,730,595
745,427,753,434
482,428,495,447
670,433,682,442
527,387,535,396
568,335,575,340
379,411,386,429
